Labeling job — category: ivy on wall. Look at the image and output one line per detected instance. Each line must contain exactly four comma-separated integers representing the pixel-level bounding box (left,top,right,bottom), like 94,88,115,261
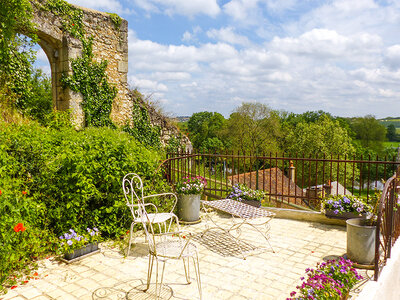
39,0,116,127
61,38,116,127
123,101,161,148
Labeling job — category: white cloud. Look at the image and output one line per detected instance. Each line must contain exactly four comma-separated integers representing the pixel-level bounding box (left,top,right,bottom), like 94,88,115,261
206,27,250,46
223,0,259,21
182,26,202,42
384,45,400,70
128,76,168,92
270,29,382,60
133,0,220,17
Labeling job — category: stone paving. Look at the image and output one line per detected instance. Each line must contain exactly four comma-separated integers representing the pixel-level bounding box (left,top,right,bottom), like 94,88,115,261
2,212,372,300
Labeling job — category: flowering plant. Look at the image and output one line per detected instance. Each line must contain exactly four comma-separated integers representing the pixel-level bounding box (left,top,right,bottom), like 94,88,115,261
227,183,266,202
175,176,207,195
321,195,372,216
58,228,100,254
86,227,101,243
288,257,362,300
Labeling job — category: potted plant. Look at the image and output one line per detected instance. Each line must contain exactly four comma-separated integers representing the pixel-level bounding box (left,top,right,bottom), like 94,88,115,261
175,176,207,222
345,193,379,265
58,227,101,261
227,183,266,207
321,195,371,220
288,257,363,300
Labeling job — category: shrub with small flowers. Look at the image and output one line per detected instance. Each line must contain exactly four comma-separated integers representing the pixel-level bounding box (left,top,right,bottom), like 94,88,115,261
321,195,372,217
58,228,101,255
227,183,266,202
175,176,207,195
288,257,363,300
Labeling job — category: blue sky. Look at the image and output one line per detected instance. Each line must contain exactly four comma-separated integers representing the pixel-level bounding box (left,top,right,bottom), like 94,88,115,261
36,0,400,118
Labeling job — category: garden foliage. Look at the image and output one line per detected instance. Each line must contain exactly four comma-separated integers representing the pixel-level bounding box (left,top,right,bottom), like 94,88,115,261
0,121,171,292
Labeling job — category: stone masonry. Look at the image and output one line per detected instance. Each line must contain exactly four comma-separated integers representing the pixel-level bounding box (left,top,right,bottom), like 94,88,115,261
30,1,130,127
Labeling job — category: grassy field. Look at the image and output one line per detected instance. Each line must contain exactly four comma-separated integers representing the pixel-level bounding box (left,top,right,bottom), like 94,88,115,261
383,141,400,148
379,118,400,128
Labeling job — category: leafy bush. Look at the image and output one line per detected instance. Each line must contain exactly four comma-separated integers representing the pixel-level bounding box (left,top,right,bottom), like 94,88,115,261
0,121,172,292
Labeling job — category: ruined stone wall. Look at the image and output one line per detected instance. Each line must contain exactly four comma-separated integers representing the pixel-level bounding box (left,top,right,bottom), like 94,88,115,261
30,1,189,150
31,2,131,127
78,6,131,125
131,92,192,152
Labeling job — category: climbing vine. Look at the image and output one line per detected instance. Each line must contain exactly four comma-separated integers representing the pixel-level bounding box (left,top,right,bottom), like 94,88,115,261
61,38,116,127
38,0,117,127
123,102,161,149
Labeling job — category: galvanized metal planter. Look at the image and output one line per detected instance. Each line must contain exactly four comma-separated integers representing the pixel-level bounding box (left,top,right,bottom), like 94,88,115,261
346,218,376,265
177,194,200,222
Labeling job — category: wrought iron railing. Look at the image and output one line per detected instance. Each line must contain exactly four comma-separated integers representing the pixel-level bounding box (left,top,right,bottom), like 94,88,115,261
159,151,397,210
374,167,400,280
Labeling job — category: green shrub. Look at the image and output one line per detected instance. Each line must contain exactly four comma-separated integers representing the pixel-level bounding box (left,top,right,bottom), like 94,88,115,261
0,121,172,292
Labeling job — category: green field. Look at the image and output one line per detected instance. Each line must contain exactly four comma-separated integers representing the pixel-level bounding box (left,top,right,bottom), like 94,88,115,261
379,118,400,128
383,141,400,148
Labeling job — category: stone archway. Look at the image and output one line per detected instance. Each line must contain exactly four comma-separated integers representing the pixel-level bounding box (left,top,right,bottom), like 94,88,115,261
30,2,130,127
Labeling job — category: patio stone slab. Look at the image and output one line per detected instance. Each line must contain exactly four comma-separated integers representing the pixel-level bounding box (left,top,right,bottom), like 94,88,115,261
2,212,371,300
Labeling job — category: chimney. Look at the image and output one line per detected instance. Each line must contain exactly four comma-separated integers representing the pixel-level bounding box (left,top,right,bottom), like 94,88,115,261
289,161,295,183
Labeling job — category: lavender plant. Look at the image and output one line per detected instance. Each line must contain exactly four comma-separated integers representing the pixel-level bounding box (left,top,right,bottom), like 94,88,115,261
175,176,207,195
227,183,266,202
321,195,372,216
58,228,101,254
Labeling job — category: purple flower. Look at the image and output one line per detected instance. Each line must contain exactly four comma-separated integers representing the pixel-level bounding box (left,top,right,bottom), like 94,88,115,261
67,240,73,246
334,209,339,214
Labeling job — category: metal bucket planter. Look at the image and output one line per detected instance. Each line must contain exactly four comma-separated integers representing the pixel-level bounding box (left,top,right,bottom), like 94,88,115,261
178,194,201,222
346,218,376,265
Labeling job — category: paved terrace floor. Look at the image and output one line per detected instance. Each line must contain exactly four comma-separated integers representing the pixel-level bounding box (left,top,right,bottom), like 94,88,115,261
3,211,373,300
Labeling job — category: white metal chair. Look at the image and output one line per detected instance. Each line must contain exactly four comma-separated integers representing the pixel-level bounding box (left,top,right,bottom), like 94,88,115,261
122,173,178,256
141,197,202,299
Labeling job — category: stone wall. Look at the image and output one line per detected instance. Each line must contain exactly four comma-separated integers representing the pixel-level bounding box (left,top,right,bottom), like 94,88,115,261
31,1,131,127
130,91,192,152
29,1,190,150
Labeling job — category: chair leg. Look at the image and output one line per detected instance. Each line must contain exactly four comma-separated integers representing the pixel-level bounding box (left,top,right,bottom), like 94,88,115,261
158,260,166,299
192,254,202,300
182,257,191,284
127,221,136,256
146,254,154,291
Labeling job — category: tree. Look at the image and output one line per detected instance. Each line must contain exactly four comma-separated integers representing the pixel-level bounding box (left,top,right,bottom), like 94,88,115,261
350,115,387,153
224,102,281,155
187,112,226,150
284,115,358,186
387,124,397,141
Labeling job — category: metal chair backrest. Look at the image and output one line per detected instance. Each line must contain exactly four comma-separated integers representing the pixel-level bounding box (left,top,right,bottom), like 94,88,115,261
122,173,157,252
122,173,145,219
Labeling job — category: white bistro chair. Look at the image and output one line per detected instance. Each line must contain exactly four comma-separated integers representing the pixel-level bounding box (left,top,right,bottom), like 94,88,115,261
122,173,178,256
122,173,202,299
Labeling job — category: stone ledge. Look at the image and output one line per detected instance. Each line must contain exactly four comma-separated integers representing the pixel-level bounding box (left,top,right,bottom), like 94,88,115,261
265,207,346,226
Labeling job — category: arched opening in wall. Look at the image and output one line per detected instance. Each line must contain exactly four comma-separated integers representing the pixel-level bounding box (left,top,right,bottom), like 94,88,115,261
0,32,65,124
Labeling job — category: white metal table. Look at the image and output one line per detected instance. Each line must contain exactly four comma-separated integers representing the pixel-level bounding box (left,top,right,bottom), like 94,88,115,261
200,199,275,259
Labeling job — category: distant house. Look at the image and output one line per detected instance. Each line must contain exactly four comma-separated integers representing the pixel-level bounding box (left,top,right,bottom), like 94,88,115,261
231,168,305,206
306,181,352,197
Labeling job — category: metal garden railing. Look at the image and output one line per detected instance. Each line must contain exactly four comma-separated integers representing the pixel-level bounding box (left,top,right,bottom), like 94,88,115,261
159,151,398,210
374,166,400,280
